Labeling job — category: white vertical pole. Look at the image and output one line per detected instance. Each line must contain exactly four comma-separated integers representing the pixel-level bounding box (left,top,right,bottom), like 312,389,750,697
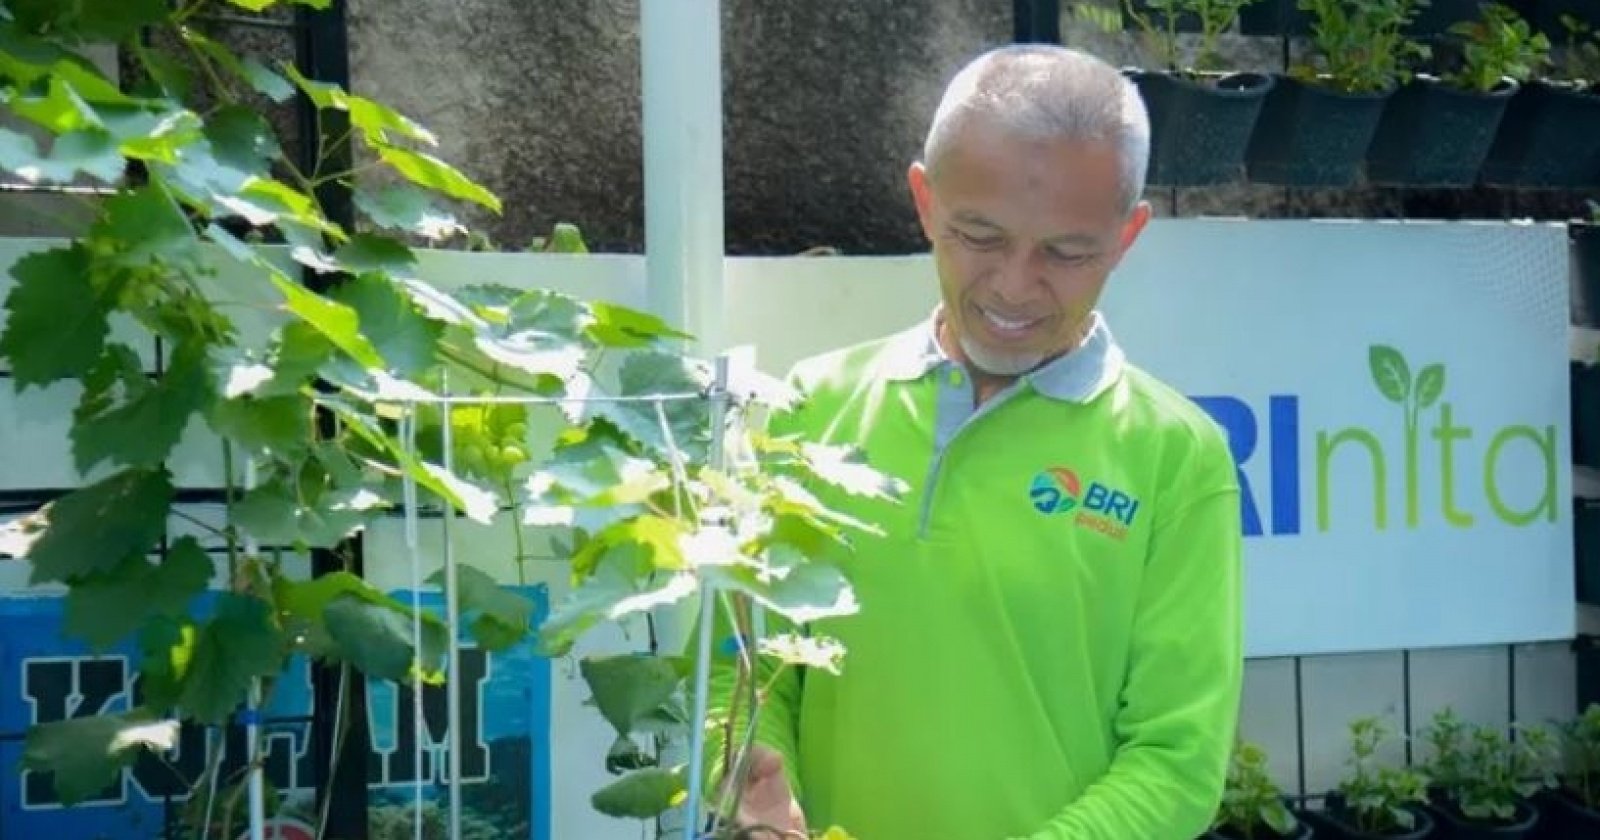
642,0,726,357
242,456,266,840
439,381,464,840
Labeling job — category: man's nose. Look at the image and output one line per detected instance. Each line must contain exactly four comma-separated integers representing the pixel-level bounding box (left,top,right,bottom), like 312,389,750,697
989,246,1040,305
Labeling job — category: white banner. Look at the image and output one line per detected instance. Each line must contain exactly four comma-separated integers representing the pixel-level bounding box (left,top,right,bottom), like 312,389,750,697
728,219,1577,657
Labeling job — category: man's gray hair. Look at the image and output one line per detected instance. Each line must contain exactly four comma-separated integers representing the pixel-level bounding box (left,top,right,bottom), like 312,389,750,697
921,44,1150,215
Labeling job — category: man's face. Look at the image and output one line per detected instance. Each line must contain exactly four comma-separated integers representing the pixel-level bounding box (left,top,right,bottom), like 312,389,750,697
909,123,1150,376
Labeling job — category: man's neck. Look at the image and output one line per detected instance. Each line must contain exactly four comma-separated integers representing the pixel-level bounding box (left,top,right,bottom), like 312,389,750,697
934,310,1090,406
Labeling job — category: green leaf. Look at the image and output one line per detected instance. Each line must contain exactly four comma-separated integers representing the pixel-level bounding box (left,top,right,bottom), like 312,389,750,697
233,475,383,549
334,234,417,279
573,515,687,577
207,393,312,459
277,572,448,682
26,468,173,585
0,128,123,184
580,655,684,739
1414,364,1445,410
63,536,214,650
267,272,385,370
8,76,102,132
354,183,462,241
93,181,197,265
373,142,501,212
506,288,590,338
1368,345,1411,404
320,398,500,524
702,560,859,625
323,595,428,683
0,244,108,388
591,767,687,819
538,549,697,656
178,593,283,725
9,0,169,41
327,273,440,376
426,564,534,652
22,708,177,807
0,24,131,104
587,302,693,348
138,617,196,712
582,351,711,458
204,106,280,176
72,341,212,473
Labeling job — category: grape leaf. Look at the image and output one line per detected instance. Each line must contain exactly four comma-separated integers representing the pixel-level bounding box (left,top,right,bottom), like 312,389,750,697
323,595,431,683
267,271,385,371
9,76,101,132
427,564,534,652
0,244,108,388
353,183,462,241
26,468,174,585
274,572,447,681
327,272,440,376
71,341,211,473
9,0,168,41
591,767,687,819
178,593,283,725
334,234,417,279
539,547,694,656
583,351,711,458
506,288,590,338
233,475,383,549
701,561,860,625
137,616,197,713
373,142,501,212
579,654,684,739
799,442,907,501
93,181,197,265
63,536,214,650
22,708,177,807
0,128,123,183
206,393,312,459
587,302,693,347
572,515,687,577
204,105,279,176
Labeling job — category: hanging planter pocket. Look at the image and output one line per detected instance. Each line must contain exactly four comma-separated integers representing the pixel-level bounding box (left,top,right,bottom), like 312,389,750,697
1131,70,1274,186
1479,81,1600,188
1245,74,1392,187
1365,75,1518,186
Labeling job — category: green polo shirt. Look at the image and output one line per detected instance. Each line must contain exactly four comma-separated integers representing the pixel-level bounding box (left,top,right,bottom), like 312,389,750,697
701,312,1244,840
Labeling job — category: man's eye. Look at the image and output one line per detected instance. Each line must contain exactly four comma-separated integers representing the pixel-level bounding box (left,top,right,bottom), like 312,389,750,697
1048,249,1096,265
955,229,1003,250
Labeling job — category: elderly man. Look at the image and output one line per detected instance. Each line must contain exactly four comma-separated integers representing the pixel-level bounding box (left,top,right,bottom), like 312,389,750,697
704,44,1244,840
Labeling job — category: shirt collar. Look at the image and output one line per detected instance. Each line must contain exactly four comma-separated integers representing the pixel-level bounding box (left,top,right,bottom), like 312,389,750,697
879,307,1125,403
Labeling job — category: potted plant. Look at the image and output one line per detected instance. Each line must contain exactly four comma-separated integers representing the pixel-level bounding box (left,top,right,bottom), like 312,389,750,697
1122,0,1276,186
1245,0,1430,186
1207,741,1314,840
1479,12,1600,187
1534,703,1600,836
1306,717,1435,839
1418,708,1557,838
1365,2,1547,185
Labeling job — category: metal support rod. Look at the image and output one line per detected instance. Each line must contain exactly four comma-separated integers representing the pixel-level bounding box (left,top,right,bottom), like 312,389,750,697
439,380,464,840
1013,0,1062,43
641,0,725,356
401,410,426,840
243,458,266,840
685,356,732,840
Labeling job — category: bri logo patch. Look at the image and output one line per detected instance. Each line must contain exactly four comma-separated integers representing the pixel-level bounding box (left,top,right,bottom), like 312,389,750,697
1029,466,1140,540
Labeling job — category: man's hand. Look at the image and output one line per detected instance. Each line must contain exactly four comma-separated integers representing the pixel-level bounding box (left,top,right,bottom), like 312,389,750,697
733,745,808,838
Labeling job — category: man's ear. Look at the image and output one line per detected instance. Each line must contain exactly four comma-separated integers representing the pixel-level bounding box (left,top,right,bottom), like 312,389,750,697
908,161,936,242
1117,200,1152,252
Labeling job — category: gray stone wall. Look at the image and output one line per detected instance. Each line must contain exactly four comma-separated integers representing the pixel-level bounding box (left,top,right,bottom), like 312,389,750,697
347,0,1009,255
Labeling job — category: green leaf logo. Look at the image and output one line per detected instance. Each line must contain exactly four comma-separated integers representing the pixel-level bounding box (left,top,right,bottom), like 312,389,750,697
1369,345,1411,404
1414,364,1446,410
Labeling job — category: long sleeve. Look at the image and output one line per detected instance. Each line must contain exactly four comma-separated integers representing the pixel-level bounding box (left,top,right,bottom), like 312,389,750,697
1012,467,1245,840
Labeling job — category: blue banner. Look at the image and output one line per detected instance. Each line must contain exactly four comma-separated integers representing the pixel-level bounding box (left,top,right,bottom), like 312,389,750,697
0,586,551,840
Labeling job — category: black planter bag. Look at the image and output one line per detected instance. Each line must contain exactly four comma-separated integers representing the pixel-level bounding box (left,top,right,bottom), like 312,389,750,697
1245,73,1391,186
1132,70,1274,187
1479,81,1600,188
1366,76,1517,186
1426,799,1538,840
